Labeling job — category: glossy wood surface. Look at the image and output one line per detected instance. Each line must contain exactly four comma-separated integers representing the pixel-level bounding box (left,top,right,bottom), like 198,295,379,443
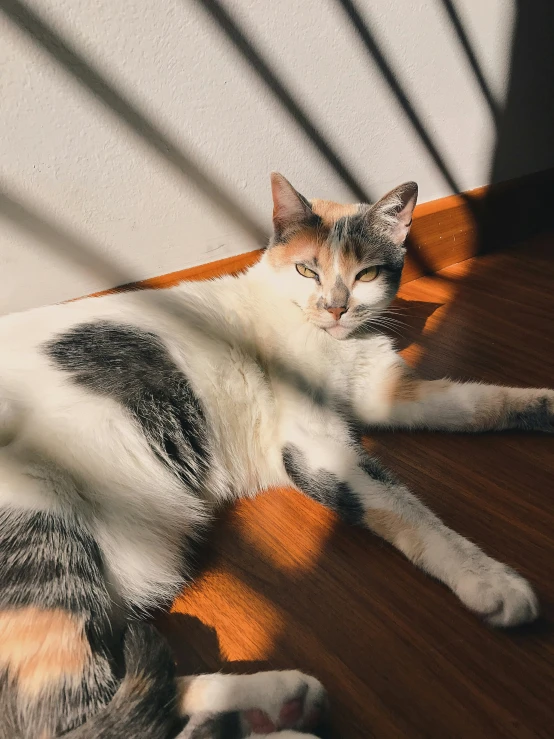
153,233,554,738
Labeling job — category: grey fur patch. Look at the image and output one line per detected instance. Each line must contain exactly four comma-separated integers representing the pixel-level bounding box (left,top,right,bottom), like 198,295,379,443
359,456,399,486
282,444,364,525
44,321,212,490
0,657,117,738
0,509,112,633
506,396,554,432
331,216,349,243
330,206,406,270
328,276,349,309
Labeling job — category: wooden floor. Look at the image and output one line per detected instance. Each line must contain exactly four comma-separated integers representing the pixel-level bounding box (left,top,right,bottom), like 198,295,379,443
156,234,554,738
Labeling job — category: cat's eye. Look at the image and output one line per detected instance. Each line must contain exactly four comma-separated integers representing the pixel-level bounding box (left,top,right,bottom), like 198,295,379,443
356,266,380,282
296,263,318,279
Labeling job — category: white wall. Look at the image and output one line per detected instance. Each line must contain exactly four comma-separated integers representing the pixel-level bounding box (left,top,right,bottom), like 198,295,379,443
0,0,516,313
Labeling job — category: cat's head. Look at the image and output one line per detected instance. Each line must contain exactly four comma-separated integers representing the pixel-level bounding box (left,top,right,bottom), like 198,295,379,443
265,173,418,339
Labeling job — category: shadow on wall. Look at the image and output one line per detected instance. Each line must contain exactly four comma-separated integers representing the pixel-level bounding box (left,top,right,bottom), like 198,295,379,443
0,0,479,287
0,0,269,249
476,0,554,254
403,0,554,380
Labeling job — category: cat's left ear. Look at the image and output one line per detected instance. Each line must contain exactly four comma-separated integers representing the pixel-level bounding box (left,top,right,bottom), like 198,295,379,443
270,172,314,237
369,182,418,246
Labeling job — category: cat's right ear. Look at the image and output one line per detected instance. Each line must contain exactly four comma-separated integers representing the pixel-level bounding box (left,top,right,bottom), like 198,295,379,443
270,173,313,238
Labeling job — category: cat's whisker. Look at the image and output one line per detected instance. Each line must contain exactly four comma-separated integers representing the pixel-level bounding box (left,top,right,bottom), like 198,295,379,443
372,315,406,329
379,310,408,323
365,318,405,338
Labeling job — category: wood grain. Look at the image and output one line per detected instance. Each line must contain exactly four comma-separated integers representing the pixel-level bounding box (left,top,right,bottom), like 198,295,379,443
155,231,554,738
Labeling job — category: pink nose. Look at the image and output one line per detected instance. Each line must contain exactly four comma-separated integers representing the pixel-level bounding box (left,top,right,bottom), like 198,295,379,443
326,306,347,321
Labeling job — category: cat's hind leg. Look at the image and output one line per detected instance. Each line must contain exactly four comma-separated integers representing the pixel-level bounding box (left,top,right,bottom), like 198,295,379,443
177,670,326,737
281,417,538,627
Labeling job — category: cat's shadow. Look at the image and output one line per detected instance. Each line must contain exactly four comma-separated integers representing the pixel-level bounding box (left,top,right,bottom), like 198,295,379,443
154,611,270,676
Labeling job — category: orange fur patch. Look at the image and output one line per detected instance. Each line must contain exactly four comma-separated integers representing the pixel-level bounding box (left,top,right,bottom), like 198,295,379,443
365,509,425,564
310,199,359,227
266,231,322,269
0,607,90,696
386,363,422,403
386,364,452,405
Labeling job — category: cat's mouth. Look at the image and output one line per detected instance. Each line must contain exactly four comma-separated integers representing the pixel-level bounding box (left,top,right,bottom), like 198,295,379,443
324,323,352,339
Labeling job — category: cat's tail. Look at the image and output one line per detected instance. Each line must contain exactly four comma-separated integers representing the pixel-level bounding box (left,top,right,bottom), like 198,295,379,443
0,504,182,739
66,622,182,739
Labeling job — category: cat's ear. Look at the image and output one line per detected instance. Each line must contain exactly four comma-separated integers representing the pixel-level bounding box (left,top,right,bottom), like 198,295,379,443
270,173,313,236
369,182,418,246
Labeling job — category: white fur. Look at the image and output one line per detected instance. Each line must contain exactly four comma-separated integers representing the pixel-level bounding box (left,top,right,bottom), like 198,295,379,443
178,669,324,719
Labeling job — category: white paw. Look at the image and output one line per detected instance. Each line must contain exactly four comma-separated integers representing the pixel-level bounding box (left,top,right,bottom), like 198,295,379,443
239,670,327,735
455,560,539,627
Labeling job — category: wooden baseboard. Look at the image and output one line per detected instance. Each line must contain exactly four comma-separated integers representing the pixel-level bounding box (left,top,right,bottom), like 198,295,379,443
403,166,554,282
93,167,554,297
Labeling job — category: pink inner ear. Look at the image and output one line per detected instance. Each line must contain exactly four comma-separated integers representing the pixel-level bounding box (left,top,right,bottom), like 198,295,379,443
270,173,310,228
386,185,418,245
397,196,416,227
370,181,418,246
390,211,413,244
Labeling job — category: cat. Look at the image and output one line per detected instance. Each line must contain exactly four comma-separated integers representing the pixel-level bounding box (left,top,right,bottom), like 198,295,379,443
0,171,551,738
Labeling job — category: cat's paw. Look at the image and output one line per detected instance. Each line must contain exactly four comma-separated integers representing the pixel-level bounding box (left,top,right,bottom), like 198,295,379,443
531,393,554,432
239,670,327,736
455,560,539,627
511,392,554,432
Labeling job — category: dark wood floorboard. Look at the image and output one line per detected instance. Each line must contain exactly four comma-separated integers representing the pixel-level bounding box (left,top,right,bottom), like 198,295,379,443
156,234,554,738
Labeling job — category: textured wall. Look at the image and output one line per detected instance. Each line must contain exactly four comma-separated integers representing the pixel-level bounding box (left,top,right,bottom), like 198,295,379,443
0,0,517,312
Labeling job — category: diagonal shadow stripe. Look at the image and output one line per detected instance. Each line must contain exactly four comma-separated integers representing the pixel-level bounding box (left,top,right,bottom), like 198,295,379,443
191,0,372,203
0,0,269,246
333,0,476,210
439,0,501,125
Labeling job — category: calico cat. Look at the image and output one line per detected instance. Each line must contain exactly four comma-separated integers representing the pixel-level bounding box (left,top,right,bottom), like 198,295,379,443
0,172,551,738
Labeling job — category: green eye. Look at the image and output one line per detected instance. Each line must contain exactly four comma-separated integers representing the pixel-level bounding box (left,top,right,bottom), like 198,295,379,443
356,266,380,282
296,263,318,279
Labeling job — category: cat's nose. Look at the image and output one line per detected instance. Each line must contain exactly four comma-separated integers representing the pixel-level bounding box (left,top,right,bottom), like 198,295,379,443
326,306,348,321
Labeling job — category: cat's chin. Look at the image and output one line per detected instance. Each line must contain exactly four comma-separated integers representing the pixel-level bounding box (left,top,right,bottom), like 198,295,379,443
324,324,352,340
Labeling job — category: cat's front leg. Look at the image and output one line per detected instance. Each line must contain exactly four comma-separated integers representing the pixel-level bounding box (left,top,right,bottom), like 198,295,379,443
380,364,554,432
281,422,538,627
